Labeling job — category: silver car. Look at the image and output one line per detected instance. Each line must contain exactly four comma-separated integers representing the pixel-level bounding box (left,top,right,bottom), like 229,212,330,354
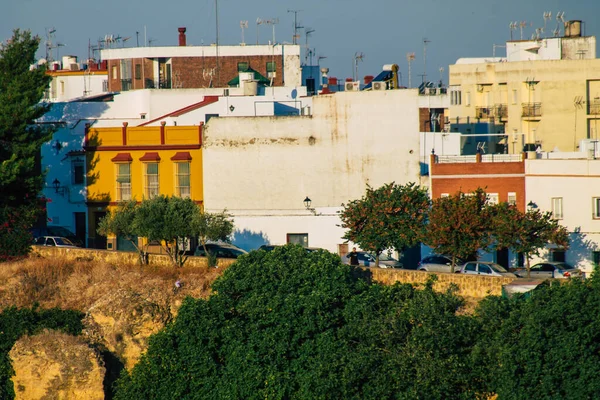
417,255,464,273
459,261,517,278
515,262,583,279
342,251,403,268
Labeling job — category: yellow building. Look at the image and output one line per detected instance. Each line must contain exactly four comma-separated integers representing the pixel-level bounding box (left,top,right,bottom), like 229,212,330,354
448,21,600,153
84,122,204,248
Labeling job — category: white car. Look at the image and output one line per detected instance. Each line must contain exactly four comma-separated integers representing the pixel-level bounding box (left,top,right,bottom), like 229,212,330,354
342,251,403,268
459,261,517,278
34,236,79,248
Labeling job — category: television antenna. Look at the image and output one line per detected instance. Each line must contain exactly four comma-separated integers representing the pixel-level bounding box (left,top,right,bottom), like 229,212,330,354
406,52,415,88
543,11,552,34
555,12,565,37
288,9,303,45
423,38,430,84
439,66,444,85
353,52,364,82
509,21,518,41
476,142,487,154
148,38,157,47
304,27,315,65
240,20,248,44
519,21,528,40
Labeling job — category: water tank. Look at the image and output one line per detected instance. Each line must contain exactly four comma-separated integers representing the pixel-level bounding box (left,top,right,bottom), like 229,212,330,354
244,80,258,96
564,20,582,37
62,55,77,68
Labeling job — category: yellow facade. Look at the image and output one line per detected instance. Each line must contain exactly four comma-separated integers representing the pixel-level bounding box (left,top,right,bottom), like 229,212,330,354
84,123,203,248
449,58,600,153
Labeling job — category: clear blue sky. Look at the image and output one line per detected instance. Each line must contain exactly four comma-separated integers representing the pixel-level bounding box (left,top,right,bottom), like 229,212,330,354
3,0,599,85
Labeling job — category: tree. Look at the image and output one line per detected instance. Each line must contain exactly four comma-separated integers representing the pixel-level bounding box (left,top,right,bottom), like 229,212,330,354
423,188,493,270
97,200,149,265
134,195,202,267
0,30,53,259
340,182,430,266
115,245,480,400
491,202,569,277
190,209,234,267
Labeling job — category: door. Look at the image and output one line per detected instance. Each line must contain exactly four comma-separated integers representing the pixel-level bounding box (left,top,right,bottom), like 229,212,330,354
93,212,107,249
496,248,509,269
74,212,86,248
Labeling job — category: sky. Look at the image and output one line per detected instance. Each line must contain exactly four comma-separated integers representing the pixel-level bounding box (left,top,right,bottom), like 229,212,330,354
2,0,599,86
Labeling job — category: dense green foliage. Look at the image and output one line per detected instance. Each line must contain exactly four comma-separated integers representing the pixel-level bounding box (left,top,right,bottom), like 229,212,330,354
98,200,148,264
115,245,480,399
0,305,84,399
191,209,234,267
0,30,54,260
340,182,430,266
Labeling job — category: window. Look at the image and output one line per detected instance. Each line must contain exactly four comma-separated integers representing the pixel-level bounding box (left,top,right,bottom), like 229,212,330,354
512,89,518,104
551,197,563,219
508,192,517,205
479,264,492,274
266,61,276,78
287,233,308,247
135,64,141,80
441,193,449,198
112,65,117,79
551,250,565,262
594,197,600,219
71,158,84,185
487,193,499,205
465,92,471,106
593,251,600,267
237,62,249,72
116,163,131,201
464,263,477,272
60,81,65,95
144,163,159,198
175,162,191,198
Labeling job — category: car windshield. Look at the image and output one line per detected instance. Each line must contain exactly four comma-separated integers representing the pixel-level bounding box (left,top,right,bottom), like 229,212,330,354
55,237,75,246
377,253,397,261
488,263,508,273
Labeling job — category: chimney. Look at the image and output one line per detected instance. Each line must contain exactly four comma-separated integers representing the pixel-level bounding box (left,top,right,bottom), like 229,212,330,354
178,27,187,46
364,75,374,85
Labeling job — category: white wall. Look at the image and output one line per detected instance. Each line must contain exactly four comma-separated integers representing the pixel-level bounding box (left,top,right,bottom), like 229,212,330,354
526,158,600,273
202,89,423,251
48,72,108,102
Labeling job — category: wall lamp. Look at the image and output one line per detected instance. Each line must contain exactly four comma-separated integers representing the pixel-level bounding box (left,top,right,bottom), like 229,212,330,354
303,196,312,209
527,201,538,210
52,140,63,154
52,178,66,197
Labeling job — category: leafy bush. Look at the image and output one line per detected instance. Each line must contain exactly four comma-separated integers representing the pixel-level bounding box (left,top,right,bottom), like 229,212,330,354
0,305,84,399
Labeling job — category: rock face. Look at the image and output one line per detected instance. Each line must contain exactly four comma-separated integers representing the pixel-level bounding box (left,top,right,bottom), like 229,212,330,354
83,288,174,370
9,330,105,400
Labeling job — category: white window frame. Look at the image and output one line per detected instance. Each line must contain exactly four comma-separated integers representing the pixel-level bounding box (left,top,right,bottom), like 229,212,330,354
593,197,600,219
465,91,471,106
552,197,563,219
487,193,499,205
512,89,518,105
144,162,160,199
174,162,191,199
508,192,517,206
440,193,449,198
116,163,131,201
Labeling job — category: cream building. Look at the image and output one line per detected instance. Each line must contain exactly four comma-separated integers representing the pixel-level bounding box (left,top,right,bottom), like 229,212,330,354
448,20,600,154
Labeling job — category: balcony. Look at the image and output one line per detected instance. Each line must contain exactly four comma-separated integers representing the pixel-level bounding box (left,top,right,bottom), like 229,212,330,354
475,107,492,119
121,79,132,91
493,104,508,119
589,100,600,115
522,103,542,118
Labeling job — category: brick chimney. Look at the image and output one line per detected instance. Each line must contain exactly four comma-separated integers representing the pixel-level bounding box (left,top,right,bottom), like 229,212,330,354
178,27,187,46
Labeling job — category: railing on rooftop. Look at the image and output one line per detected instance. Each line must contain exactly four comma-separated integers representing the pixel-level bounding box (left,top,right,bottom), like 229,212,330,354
435,154,522,164
121,79,132,91
522,102,542,117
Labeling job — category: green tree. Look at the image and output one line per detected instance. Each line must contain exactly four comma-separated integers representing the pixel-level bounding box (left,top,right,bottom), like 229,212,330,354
491,203,569,277
97,200,149,265
134,195,202,267
423,188,492,270
115,245,481,400
340,182,430,266
190,209,234,267
0,30,54,259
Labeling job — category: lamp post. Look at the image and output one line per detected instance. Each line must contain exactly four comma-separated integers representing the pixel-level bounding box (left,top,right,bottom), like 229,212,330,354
303,196,312,209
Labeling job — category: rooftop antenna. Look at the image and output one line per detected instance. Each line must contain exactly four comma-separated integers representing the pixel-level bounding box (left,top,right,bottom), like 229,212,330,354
256,18,265,44
439,66,444,86
148,38,157,47
240,20,248,44
304,27,315,65
543,11,552,35
423,38,430,84
519,21,528,40
353,52,364,82
122,37,131,48
261,18,279,44
509,21,518,41
288,9,303,45
534,28,544,40
45,27,57,62
556,12,565,36
406,52,415,88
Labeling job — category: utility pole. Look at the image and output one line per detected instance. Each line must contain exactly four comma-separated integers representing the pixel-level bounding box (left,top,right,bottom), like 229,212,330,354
288,9,303,45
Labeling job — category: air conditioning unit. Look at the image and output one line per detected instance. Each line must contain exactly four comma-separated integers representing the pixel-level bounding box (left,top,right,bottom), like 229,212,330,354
267,71,276,78
477,84,484,92
372,81,386,91
345,81,360,91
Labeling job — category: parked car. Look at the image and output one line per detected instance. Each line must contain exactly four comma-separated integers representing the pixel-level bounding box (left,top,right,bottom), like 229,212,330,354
458,261,517,278
194,243,248,259
342,251,403,268
417,254,465,273
33,236,80,248
514,262,583,279
30,226,83,247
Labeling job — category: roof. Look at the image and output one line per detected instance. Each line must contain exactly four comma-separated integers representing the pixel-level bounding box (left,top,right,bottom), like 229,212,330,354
227,68,271,86
137,95,219,127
